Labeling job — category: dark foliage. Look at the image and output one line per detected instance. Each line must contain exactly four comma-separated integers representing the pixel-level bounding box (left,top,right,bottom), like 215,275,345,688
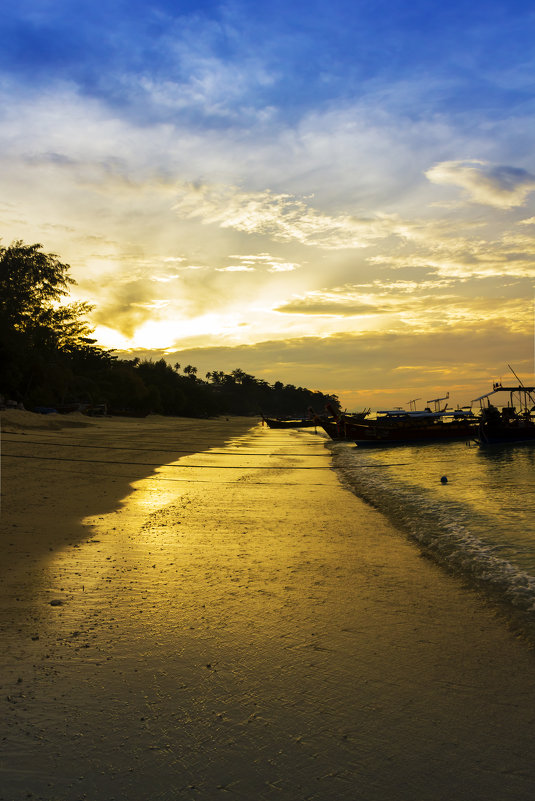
0,240,340,418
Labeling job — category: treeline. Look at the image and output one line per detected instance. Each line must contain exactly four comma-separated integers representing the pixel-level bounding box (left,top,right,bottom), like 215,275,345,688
0,240,340,418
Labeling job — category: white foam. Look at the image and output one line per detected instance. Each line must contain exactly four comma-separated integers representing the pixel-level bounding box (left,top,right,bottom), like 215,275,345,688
332,444,535,613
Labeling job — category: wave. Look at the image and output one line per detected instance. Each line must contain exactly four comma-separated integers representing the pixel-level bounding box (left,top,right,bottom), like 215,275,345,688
330,442,535,615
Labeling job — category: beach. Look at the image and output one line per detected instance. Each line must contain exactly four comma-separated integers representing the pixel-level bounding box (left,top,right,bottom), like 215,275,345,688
1,410,535,801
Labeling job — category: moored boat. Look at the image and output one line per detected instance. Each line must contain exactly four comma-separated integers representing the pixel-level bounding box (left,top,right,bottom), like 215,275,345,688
262,415,323,429
351,409,477,446
321,395,477,446
319,409,370,439
473,382,535,445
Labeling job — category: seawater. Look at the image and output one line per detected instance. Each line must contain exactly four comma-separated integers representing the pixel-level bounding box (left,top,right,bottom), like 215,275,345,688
330,439,535,612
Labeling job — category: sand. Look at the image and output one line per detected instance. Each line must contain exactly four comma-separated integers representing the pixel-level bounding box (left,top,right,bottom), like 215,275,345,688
2,409,535,801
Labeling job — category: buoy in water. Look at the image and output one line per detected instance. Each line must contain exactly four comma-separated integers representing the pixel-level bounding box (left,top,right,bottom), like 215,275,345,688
440,475,448,484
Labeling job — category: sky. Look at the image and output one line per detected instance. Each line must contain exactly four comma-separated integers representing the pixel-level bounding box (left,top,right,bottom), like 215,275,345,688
1,0,534,410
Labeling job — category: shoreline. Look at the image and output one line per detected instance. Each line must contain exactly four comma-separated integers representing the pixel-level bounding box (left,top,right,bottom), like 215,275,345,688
1,409,255,578
2,411,535,800
330,440,535,647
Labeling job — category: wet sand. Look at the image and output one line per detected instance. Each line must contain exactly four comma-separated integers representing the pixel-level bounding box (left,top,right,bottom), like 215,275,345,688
2,410,535,801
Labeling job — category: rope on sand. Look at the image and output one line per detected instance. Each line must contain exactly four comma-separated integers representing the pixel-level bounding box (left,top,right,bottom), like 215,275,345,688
3,451,409,469
0,436,329,457
2,452,334,469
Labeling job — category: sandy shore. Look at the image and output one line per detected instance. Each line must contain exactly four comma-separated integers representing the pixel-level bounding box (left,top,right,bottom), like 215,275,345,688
2,410,535,801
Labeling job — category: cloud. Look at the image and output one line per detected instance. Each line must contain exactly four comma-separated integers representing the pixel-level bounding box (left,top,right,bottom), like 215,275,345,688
367,220,535,279
173,182,395,248
227,253,299,272
275,299,387,316
126,322,533,410
0,65,533,393
90,282,166,338
216,265,256,272
268,262,297,272
137,58,276,123
426,160,535,208
274,287,390,317
268,277,534,342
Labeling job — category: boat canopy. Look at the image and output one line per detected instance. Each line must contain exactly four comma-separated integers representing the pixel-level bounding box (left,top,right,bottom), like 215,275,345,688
377,409,444,418
472,383,535,411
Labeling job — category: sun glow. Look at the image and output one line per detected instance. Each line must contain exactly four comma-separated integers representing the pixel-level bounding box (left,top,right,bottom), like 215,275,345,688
94,312,254,351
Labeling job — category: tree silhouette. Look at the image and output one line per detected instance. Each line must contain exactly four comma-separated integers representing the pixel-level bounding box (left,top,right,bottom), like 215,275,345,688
183,364,197,379
0,240,106,359
0,240,73,327
0,239,340,417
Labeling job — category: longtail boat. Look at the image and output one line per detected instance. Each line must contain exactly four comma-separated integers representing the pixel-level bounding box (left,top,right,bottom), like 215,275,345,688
262,415,320,429
350,408,477,446
319,409,370,439
321,395,477,446
473,382,535,445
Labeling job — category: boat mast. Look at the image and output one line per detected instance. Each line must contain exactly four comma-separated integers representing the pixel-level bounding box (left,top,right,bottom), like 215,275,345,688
507,365,535,412
407,398,421,412
426,393,449,412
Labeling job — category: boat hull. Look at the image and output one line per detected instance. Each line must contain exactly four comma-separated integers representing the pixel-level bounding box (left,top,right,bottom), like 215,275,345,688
319,413,370,440
263,418,319,429
352,420,478,447
478,422,535,445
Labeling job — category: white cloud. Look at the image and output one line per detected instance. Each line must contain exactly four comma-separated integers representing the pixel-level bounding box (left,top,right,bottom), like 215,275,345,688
227,252,299,272
0,74,534,394
172,182,396,248
216,265,256,272
426,160,535,209
267,262,298,272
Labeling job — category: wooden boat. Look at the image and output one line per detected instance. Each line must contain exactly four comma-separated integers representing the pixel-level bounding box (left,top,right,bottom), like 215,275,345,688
262,415,320,429
473,382,535,445
351,409,477,446
319,410,370,440
321,395,477,446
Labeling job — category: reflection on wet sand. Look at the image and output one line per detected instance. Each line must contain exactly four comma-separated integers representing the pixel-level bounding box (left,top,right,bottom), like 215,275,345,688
2,415,535,800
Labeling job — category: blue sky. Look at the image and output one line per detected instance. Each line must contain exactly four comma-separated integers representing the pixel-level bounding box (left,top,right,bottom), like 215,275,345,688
4,1,533,120
1,0,534,407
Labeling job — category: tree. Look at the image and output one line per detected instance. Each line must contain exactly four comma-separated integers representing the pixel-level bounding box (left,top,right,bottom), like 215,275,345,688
0,241,73,328
0,240,108,359
0,240,113,406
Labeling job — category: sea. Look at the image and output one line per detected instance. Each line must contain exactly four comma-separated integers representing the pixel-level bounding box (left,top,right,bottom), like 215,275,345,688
329,438,535,614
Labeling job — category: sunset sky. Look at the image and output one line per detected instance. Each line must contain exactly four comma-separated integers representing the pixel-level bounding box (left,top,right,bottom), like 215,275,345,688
1,0,534,409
